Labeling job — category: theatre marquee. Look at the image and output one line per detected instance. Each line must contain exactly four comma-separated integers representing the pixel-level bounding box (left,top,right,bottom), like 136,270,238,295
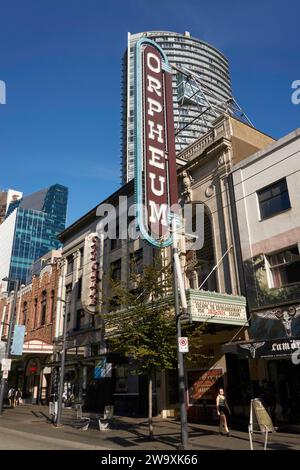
187,289,247,326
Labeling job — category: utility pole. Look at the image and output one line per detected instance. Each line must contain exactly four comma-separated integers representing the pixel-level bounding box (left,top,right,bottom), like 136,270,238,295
0,279,19,415
171,215,189,450
55,299,68,427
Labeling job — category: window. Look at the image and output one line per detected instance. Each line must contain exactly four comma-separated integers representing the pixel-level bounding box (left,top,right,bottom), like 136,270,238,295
76,309,84,330
115,365,128,393
130,249,143,275
109,295,121,312
33,298,38,328
267,245,300,288
22,301,28,326
77,277,82,299
258,179,291,220
111,259,121,281
79,247,84,268
91,343,99,356
65,284,72,321
110,223,121,251
67,255,74,275
40,290,47,325
50,290,55,322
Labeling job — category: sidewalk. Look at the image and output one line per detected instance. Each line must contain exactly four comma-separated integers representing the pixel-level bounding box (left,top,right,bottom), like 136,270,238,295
0,404,299,450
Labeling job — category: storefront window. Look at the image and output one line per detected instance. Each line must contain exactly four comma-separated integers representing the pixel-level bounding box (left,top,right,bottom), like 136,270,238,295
115,365,128,393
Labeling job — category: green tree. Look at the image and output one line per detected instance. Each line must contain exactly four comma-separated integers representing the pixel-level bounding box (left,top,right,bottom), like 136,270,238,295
104,255,177,439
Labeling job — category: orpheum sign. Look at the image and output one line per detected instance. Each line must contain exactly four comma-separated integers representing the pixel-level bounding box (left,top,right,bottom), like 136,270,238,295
135,38,178,247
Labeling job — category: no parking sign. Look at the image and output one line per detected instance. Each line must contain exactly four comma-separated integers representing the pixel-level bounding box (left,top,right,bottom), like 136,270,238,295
178,337,189,353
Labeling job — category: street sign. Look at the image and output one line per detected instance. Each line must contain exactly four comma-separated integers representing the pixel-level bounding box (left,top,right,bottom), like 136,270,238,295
1,358,12,371
178,337,189,353
2,370,8,379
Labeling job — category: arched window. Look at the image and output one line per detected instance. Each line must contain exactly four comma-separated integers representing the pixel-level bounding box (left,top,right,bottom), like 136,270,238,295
34,298,38,328
196,211,217,291
50,290,55,323
40,291,47,326
187,206,217,292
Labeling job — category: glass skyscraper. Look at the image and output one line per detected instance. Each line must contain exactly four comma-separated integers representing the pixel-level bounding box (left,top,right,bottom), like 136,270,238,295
0,184,68,289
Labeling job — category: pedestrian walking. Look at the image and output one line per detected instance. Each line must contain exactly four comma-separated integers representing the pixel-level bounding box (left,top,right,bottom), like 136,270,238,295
15,388,22,406
8,387,16,408
216,388,231,436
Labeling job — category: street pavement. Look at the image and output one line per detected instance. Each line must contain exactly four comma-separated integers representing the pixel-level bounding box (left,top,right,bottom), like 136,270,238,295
0,404,299,450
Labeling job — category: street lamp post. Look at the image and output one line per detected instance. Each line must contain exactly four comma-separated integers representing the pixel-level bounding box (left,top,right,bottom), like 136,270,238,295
55,299,68,427
0,278,19,416
171,216,189,450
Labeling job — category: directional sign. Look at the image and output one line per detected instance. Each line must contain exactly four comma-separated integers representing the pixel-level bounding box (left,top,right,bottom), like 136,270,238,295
178,337,189,353
1,358,11,371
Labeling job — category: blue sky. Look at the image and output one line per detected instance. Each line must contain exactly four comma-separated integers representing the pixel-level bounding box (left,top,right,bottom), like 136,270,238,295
0,0,299,225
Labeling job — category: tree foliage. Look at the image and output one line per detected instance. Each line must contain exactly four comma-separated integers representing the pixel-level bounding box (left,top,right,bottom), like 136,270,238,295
104,255,177,375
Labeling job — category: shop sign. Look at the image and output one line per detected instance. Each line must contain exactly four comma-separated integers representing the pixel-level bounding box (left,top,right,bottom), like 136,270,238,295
1,358,11,371
250,398,275,433
237,337,300,359
187,289,247,326
82,233,100,314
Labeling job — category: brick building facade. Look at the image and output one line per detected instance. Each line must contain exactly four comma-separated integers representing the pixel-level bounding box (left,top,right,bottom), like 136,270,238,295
0,250,61,404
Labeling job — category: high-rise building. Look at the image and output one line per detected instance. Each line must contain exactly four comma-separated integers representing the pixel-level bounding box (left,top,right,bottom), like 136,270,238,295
0,189,22,225
121,31,235,183
0,184,68,290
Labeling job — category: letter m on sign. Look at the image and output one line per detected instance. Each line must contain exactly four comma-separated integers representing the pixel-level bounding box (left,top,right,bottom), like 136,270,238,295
0,81,6,104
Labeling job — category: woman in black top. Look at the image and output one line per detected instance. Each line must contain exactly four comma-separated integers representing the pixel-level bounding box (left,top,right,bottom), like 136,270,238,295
216,388,231,435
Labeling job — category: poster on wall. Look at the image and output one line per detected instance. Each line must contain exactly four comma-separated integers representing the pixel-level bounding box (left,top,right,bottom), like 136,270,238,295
187,368,223,406
251,304,300,340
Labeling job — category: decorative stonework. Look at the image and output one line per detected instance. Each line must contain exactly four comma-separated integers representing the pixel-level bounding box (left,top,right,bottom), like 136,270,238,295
181,170,194,202
205,184,215,198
